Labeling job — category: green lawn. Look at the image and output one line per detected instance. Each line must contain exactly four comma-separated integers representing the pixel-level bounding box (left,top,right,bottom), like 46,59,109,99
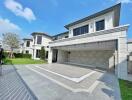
4,58,47,65
119,79,132,100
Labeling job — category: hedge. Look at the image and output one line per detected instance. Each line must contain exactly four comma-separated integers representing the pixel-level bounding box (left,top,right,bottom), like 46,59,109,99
4,52,32,59
14,53,32,58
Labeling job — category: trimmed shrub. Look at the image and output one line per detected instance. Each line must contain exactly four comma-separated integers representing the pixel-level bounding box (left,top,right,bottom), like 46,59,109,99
40,46,45,60
14,53,31,58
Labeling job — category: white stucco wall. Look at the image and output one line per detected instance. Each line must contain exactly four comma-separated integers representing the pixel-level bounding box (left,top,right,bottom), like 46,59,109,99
68,50,114,69
68,11,114,38
128,43,132,53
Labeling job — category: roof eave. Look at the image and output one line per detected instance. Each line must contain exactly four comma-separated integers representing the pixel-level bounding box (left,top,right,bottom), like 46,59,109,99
64,3,121,29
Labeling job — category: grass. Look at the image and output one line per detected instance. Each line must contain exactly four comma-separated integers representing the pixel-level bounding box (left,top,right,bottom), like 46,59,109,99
119,79,132,100
4,58,47,65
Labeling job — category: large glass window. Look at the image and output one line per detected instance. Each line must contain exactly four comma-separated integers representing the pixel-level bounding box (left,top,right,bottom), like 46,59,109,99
36,49,41,58
96,19,105,31
26,41,30,47
73,25,89,36
37,36,42,44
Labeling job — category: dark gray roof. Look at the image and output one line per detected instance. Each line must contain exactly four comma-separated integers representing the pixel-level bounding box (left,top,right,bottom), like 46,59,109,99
53,31,69,37
23,38,33,41
65,3,121,29
31,32,52,39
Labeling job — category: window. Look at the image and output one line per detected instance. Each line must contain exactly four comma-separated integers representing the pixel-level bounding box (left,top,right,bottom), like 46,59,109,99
36,49,41,58
26,41,30,47
96,19,105,31
26,50,29,54
73,25,89,36
37,36,42,44
46,51,48,59
65,36,68,38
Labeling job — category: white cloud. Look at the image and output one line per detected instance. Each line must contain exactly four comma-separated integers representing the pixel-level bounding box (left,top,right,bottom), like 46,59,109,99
5,0,36,22
117,0,132,3
0,17,21,34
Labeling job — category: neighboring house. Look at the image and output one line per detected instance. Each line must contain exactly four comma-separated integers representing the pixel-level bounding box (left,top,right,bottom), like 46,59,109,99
21,32,52,60
20,38,33,55
48,3,131,80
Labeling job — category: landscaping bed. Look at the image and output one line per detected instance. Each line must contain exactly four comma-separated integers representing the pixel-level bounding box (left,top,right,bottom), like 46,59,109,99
119,79,132,100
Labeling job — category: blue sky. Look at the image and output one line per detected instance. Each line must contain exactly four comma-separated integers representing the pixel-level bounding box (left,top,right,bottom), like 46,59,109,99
0,0,132,39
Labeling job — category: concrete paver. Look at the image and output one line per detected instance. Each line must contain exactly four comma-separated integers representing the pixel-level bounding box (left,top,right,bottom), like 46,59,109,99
15,64,121,100
0,65,37,100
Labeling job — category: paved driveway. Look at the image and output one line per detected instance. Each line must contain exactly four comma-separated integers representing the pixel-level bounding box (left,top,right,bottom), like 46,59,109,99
15,63,121,100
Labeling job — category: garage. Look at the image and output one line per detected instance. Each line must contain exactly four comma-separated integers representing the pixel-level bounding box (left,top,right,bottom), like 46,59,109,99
53,40,117,70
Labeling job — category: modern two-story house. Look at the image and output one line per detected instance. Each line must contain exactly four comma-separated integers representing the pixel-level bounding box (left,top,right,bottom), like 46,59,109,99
21,3,132,80
48,3,131,80
21,32,52,60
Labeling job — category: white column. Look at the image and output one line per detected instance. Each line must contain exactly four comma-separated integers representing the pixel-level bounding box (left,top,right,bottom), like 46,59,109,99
114,50,118,76
33,49,36,59
117,37,128,79
48,48,53,64
57,50,63,63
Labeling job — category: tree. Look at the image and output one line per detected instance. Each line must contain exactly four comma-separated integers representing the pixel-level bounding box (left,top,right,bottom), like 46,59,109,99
2,33,20,58
40,46,45,60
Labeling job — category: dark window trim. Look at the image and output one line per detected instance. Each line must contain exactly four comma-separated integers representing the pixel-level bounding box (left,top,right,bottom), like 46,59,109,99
26,41,30,47
96,19,105,31
73,25,89,36
37,35,42,44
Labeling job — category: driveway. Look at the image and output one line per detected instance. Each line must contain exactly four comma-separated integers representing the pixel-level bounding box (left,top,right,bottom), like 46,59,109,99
15,63,121,100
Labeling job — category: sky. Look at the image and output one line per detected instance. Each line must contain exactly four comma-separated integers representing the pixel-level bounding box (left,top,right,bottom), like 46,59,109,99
0,0,132,39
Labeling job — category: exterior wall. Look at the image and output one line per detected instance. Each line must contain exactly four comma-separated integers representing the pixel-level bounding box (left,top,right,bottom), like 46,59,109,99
68,50,113,69
57,50,68,63
32,35,52,60
128,61,132,74
128,43,132,74
128,43,132,53
68,11,114,38
117,36,128,79
50,26,128,48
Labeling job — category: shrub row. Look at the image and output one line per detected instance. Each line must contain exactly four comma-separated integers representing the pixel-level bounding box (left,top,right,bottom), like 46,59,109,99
14,53,32,58
4,52,32,59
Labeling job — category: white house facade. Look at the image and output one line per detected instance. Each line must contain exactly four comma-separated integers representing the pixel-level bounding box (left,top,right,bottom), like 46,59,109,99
21,32,52,60
48,3,132,80
21,3,132,80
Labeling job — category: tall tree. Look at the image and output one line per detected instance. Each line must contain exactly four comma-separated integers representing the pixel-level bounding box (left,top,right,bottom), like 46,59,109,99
40,46,45,60
3,33,20,58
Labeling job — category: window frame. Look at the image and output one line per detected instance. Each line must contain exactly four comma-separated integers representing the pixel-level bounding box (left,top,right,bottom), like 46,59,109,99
37,35,42,44
26,41,30,47
95,19,105,31
73,24,89,36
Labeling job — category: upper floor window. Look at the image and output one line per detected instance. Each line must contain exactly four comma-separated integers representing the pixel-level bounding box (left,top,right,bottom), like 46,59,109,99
96,19,105,31
26,41,30,47
73,25,89,36
37,36,42,44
